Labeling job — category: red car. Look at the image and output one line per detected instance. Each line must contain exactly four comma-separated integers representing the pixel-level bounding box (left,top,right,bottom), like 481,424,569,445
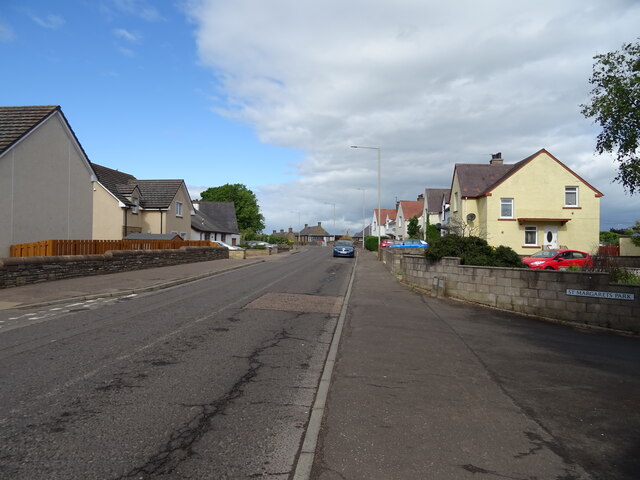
522,249,591,270
380,239,396,248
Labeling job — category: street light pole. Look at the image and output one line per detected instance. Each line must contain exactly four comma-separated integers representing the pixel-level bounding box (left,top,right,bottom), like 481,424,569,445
351,145,381,259
356,188,366,250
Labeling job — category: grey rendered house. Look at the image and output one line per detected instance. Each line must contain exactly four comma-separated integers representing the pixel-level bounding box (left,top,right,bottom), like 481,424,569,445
0,106,95,257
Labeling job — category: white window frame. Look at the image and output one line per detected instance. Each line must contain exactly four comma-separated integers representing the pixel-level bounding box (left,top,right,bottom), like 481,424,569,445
131,197,139,214
524,226,537,246
500,198,514,218
565,186,579,207
175,201,183,217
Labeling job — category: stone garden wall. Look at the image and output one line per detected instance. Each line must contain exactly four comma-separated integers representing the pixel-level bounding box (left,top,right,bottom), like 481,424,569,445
382,250,640,334
0,246,229,289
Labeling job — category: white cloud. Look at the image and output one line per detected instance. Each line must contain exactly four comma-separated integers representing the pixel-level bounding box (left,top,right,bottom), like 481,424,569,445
0,18,13,41
114,28,139,42
30,13,65,29
187,0,640,234
111,0,164,22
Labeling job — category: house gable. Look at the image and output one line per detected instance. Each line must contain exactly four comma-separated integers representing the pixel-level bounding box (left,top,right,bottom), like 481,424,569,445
0,105,95,255
484,149,603,199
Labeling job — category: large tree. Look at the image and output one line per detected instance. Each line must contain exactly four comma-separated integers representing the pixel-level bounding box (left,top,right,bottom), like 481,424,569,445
581,39,640,194
200,183,265,233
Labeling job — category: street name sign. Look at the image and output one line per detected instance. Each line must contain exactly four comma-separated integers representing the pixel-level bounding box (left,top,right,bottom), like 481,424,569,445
566,289,635,301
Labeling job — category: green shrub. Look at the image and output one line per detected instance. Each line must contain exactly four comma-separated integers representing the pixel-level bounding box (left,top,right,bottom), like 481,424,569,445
425,235,524,268
364,236,379,251
493,245,524,267
425,224,441,245
610,268,640,284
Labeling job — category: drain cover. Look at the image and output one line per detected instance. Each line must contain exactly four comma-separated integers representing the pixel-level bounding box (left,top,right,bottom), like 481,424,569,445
245,292,342,314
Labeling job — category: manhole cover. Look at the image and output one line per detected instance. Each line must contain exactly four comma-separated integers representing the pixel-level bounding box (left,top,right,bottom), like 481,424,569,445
245,292,342,314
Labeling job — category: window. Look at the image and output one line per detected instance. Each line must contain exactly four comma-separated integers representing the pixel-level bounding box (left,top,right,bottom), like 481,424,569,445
565,186,578,207
454,192,459,212
524,226,537,246
175,201,183,217
500,198,514,218
131,197,139,214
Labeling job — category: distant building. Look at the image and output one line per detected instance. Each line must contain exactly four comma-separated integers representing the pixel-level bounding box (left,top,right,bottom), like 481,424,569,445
270,228,298,243
299,222,332,244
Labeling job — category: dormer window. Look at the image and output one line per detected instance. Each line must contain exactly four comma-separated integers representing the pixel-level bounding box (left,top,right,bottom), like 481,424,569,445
131,198,139,214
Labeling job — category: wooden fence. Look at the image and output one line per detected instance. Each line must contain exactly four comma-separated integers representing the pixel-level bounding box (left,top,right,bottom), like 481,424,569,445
10,239,213,258
598,245,620,257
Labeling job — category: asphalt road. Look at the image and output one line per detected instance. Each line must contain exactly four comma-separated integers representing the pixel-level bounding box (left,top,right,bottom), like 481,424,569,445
0,247,352,479
2,247,640,480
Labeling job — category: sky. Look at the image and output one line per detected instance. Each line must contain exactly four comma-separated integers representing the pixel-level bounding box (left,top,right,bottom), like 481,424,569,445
2,0,639,235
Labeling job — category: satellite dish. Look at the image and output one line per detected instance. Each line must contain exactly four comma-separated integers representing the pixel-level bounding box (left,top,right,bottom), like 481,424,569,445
435,223,442,230
466,213,476,221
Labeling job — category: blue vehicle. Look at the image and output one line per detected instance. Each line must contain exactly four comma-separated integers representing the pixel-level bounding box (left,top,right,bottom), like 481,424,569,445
333,240,355,258
388,239,429,248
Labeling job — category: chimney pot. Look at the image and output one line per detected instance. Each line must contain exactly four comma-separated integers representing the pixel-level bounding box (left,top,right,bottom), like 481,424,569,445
490,152,503,165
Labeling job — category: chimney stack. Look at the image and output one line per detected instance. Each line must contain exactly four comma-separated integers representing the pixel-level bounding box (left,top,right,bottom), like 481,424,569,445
490,152,503,166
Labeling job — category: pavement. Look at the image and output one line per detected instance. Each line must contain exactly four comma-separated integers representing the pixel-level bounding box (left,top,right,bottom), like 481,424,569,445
0,248,591,479
0,255,272,310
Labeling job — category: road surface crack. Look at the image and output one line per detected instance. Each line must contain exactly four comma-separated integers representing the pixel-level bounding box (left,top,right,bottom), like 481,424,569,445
115,328,289,479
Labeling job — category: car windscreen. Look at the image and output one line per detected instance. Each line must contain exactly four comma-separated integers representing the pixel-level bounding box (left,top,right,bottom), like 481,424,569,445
531,250,559,258
335,241,353,247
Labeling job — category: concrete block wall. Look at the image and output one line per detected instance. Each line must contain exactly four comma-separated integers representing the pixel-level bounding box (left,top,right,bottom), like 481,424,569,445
389,251,640,335
0,246,229,289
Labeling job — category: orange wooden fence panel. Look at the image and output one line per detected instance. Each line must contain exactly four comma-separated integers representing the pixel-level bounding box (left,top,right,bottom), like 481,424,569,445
10,239,213,257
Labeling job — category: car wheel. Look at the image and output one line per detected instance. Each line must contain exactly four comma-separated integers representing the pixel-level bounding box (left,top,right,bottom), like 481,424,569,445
545,266,555,270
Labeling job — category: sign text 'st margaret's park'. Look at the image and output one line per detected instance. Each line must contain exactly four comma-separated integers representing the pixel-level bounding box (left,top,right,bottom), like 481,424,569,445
566,289,635,301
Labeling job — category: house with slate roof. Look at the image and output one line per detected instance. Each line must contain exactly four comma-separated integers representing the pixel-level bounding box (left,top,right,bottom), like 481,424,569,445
299,222,332,244
191,201,241,245
270,228,298,243
395,199,425,240
0,105,95,257
92,163,194,240
423,188,451,229
447,150,603,254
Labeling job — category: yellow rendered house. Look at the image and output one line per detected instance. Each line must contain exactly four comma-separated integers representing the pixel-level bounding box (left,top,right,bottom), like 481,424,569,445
447,149,603,255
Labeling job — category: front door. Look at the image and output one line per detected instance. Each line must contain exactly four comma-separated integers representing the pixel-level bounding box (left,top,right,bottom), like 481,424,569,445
543,225,558,250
